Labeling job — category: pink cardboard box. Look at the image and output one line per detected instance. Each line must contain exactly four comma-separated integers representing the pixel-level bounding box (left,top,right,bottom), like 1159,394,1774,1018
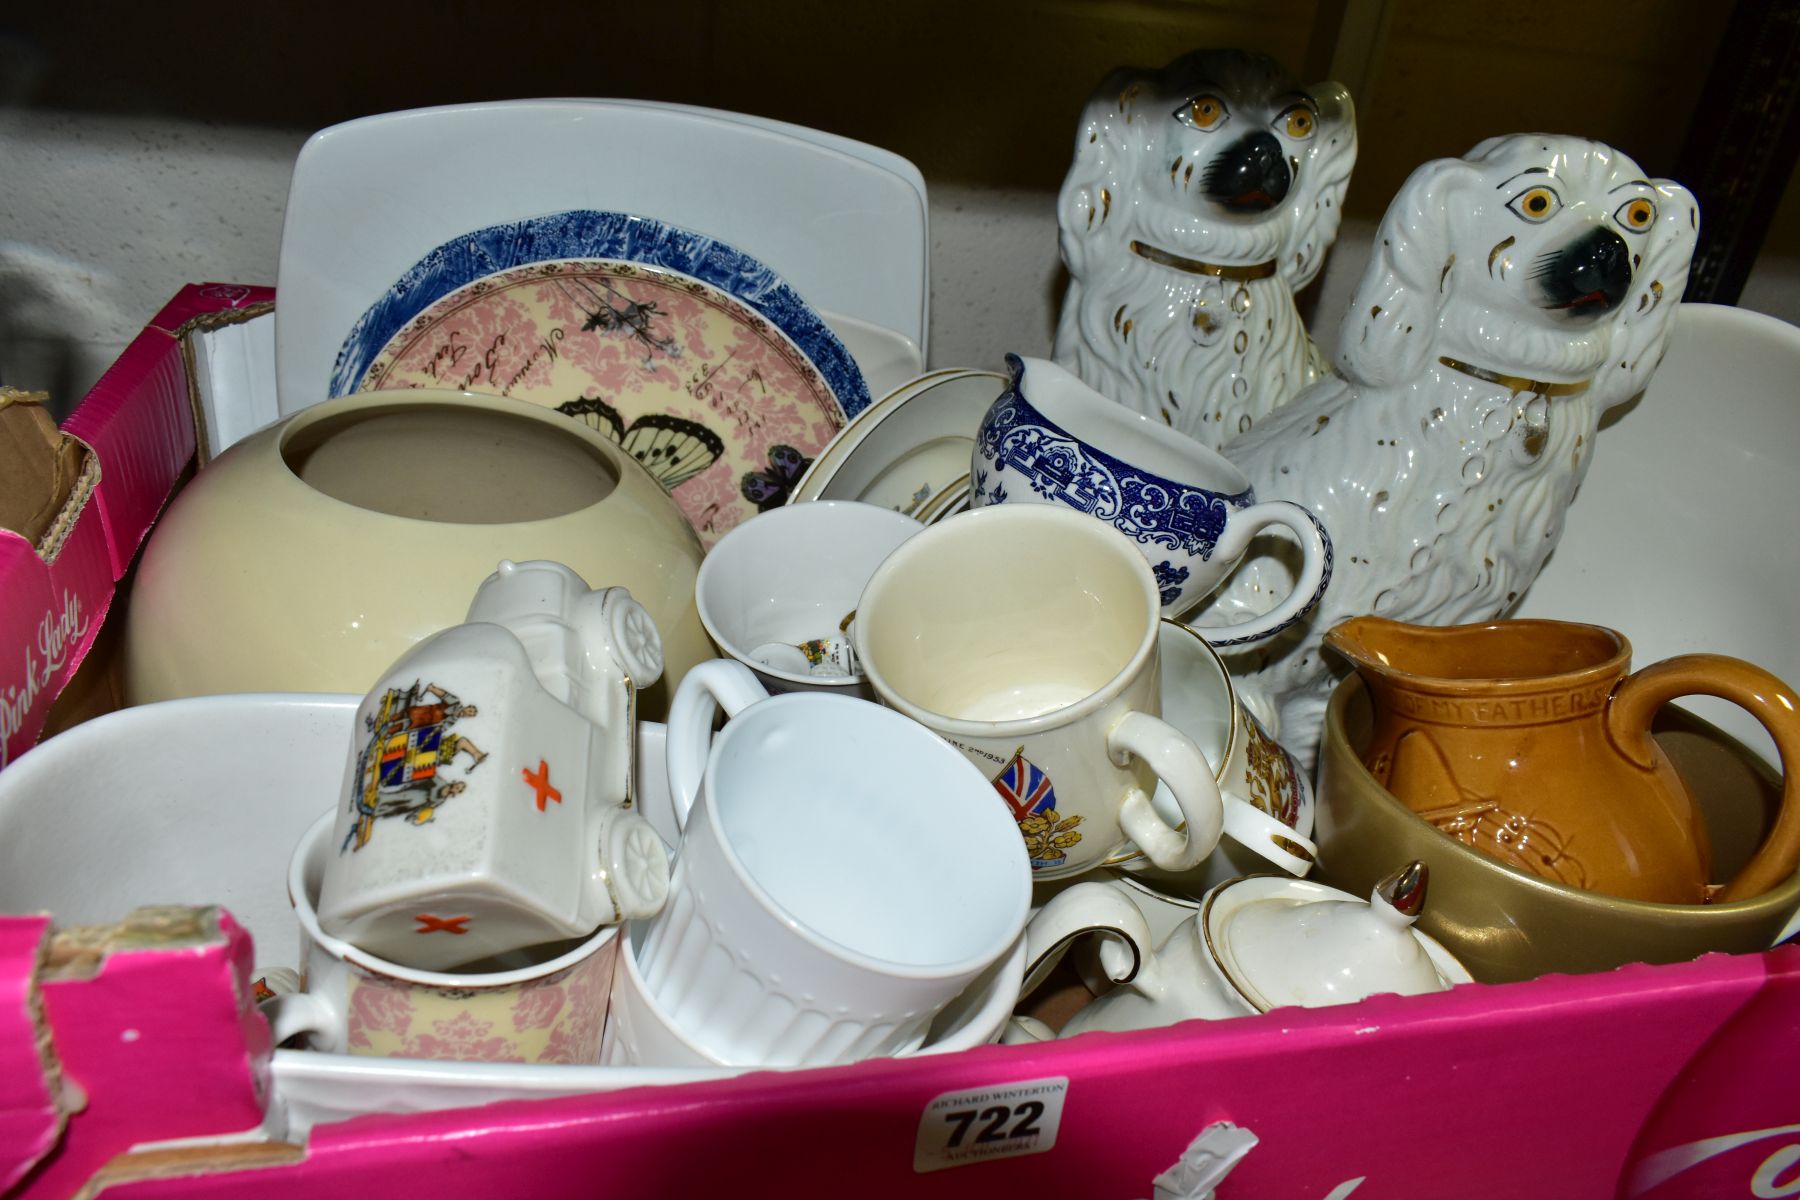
22,944,1800,1198
0,915,58,1194
4,909,279,1198
0,284,273,770
4,288,1798,1197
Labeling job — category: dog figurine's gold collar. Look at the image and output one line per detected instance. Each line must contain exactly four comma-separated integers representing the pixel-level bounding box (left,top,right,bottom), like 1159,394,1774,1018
1129,240,1279,281
1437,356,1592,398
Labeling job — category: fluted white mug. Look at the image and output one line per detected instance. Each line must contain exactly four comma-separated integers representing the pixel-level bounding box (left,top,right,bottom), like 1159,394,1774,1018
638,659,1032,1067
602,920,1030,1068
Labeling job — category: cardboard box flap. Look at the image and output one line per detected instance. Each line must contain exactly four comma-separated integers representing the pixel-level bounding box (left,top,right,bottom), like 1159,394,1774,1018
0,391,88,553
0,914,63,1194
25,908,277,1199
61,284,273,580
63,328,193,582
2,284,274,768
189,310,277,463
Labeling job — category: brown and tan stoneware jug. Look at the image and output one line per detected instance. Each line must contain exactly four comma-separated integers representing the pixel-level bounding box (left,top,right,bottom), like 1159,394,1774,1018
1323,616,1800,904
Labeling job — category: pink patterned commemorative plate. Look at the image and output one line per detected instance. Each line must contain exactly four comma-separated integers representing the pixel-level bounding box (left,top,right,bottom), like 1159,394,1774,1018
336,211,870,547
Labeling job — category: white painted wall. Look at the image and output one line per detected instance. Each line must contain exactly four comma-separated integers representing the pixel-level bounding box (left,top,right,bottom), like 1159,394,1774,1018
3,111,1796,416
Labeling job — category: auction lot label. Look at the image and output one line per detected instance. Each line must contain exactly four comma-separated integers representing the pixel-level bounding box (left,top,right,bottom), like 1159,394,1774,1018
913,1076,1069,1173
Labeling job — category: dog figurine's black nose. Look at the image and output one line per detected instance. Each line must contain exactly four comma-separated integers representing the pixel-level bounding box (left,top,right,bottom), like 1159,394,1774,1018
1203,131,1292,211
1540,226,1633,317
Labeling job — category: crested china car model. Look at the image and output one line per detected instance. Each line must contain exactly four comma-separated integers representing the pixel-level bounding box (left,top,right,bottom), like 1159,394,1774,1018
317,560,671,972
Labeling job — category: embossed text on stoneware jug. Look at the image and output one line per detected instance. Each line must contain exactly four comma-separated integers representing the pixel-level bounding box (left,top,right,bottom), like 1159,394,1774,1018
1322,616,1800,904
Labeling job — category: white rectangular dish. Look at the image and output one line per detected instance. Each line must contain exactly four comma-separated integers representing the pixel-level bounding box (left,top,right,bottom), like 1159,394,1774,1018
273,99,928,415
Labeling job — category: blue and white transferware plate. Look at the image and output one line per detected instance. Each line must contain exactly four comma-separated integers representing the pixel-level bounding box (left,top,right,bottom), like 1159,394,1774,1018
333,210,870,547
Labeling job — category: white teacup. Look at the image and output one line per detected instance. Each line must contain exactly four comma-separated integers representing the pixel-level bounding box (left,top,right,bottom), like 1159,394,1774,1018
318,562,670,971
695,500,922,698
853,503,1227,879
971,355,1331,646
270,812,619,1063
640,659,1032,1067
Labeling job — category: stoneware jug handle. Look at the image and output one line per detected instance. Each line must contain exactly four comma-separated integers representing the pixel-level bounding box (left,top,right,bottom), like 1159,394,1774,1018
665,659,772,831
1607,653,1800,902
1020,881,1155,999
1109,711,1223,873
1190,501,1333,648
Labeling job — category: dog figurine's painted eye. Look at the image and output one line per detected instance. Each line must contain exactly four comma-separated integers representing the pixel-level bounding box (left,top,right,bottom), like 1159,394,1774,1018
1175,94,1229,131
1614,196,1657,232
1278,105,1316,140
1506,185,1561,223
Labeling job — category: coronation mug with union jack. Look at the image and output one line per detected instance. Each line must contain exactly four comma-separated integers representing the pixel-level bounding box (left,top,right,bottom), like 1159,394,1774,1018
853,503,1227,880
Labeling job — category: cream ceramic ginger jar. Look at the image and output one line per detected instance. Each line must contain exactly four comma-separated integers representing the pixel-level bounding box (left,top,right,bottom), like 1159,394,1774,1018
123,390,711,717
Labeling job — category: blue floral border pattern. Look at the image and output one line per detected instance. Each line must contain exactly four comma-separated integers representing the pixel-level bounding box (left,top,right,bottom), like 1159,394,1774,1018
973,390,1254,559
329,209,870,416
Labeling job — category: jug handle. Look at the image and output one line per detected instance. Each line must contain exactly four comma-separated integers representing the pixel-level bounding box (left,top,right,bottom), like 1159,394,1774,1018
1607,654,1800,903
1019,882,1155,999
